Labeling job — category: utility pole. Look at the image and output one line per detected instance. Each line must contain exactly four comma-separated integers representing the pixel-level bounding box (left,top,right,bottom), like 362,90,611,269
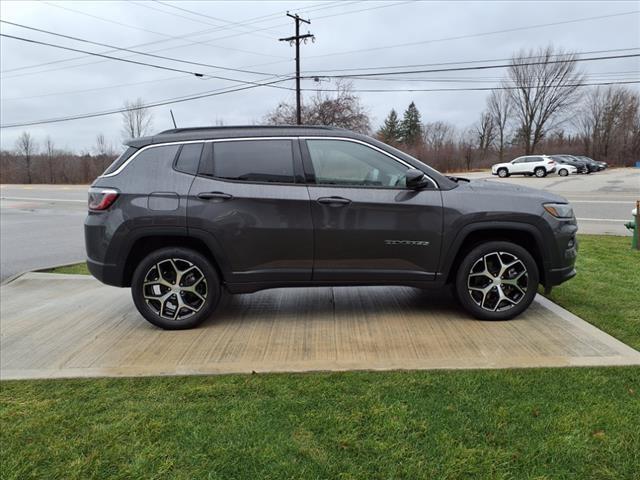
279,12,314,125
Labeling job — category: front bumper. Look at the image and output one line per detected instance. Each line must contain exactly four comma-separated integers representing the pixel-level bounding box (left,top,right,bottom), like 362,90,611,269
543,217,578,287
546,264,577,286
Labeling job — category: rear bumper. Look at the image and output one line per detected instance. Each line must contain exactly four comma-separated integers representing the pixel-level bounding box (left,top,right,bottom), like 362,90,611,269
86,257,126,287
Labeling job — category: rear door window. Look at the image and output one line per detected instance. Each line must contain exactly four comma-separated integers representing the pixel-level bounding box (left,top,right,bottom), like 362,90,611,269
210,140,295,183
174,143,203,175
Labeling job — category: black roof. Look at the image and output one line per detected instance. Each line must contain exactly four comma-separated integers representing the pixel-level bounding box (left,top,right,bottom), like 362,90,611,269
122,124,456,189
125,125,353,148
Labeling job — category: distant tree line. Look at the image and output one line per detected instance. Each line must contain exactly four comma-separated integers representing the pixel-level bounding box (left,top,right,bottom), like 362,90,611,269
1,97,152,184
2,48,639,184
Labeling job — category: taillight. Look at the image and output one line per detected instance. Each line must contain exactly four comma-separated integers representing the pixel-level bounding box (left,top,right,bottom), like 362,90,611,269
547,160,555,165
88,188,119,211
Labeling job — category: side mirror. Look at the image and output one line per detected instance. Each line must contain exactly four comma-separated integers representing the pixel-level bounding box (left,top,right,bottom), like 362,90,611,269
405,168,430,189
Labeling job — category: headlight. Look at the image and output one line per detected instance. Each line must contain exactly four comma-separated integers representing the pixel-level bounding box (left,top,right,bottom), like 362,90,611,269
543,203,574,218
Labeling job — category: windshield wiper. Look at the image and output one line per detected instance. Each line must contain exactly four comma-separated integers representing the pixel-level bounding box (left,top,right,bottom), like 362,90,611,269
447,176,470,183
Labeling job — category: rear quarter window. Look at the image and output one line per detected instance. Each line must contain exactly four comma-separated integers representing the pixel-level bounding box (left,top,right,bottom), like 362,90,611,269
174,143,203,175
102,147,138,175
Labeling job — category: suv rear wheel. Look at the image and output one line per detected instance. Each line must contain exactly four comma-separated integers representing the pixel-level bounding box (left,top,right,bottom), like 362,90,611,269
455,241,539,320
497,168,509,178
534,167,546,178
131,247,221,329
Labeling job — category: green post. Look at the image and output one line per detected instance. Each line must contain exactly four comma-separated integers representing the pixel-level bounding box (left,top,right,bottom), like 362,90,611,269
626,202,639,250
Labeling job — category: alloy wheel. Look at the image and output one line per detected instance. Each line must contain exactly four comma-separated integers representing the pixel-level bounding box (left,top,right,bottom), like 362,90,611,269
142,258,208,320
467,251,529,312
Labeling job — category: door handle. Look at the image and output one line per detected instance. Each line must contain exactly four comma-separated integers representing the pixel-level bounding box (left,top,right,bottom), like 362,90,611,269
197,191,233,200
317,196,351,206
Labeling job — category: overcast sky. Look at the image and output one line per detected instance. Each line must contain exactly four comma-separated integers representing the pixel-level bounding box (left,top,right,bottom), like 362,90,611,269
1,0,638,152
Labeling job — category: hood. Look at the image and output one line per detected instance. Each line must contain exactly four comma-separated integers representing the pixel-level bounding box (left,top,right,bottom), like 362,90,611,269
463,179,568,203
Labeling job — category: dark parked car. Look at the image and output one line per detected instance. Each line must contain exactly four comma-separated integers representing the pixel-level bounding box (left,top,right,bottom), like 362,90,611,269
85,126,578,329
551,155,589,174
576,155,607,171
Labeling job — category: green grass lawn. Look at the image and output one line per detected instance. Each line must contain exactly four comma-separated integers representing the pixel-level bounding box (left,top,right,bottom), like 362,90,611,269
1,368,639,479
5,234,635,479
43,262,91,275
544,235,640,350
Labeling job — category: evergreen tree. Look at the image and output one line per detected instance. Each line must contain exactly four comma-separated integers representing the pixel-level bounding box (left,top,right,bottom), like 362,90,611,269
377,109,402,144
400,102,423,145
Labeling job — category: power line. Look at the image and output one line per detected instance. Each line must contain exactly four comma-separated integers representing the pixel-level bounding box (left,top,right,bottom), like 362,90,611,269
0,32,299,94
1,1,353,76
340,72,640,83
0,77,295,129
0,2,292,76
301,47,640,74
305,10,640,59
303,80,640,93
151,0,283,38
303,53,640,79
3,78,636,130
4,69,635,103
0,20,278,77
0,0,390,79
0,33,207,77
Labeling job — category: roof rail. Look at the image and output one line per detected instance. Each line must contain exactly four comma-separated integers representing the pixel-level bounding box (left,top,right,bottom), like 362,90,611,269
157,125,343,135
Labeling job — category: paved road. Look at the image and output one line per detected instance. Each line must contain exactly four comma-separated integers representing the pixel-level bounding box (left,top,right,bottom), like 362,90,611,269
0,185,87,282
457,167,639,235
1,168,638,281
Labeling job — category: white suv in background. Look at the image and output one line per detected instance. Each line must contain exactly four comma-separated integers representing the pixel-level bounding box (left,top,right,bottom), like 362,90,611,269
491,155,557,178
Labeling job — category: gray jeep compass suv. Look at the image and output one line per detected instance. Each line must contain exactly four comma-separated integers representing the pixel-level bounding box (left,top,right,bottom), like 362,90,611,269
85,126,577,329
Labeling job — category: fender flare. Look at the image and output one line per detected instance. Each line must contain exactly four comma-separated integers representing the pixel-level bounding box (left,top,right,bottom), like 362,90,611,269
437,220,551,282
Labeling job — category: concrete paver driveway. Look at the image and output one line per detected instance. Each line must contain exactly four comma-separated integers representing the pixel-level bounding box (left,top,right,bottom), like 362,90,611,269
1,273,639,380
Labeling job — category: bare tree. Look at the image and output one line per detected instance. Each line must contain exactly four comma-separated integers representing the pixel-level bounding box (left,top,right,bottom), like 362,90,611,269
15,131,37,183
577,86,640,164
487,89,511,161
507,46,584,154
44,135,55,183
459,128,476,171
475,112,496,161
265,80,371,133
94,133,109,155
121,98,153,139
423,121,456,150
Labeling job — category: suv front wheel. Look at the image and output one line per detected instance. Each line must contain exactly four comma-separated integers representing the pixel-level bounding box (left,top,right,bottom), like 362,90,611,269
131,247,221,329
455,241,539,320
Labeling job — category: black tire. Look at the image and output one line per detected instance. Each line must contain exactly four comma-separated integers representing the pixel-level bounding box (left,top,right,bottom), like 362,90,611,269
534,167,546,178
497,168,509,178
558,168,569,177
455,241,539,321
131,247,221,330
